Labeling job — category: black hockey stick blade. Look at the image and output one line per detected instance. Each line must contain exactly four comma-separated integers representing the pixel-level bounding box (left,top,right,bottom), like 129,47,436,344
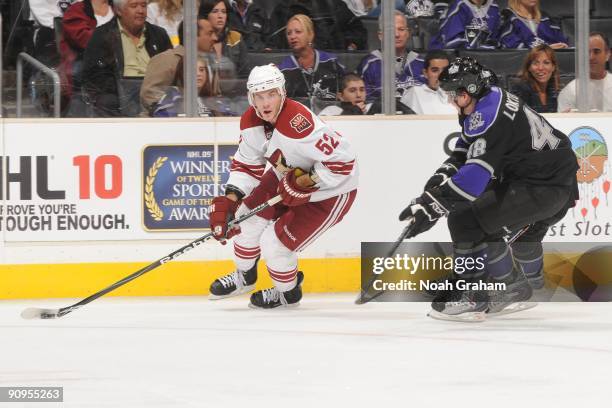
20,195,283,320
355,217,415,305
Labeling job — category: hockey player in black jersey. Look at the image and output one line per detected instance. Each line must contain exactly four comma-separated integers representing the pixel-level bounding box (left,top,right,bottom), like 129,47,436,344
399,57,579,322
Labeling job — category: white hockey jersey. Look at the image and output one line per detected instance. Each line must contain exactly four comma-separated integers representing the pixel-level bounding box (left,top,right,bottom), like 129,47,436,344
227,99,359,202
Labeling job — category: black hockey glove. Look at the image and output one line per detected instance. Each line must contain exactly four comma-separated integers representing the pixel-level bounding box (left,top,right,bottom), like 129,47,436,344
424,162,458,191
398,191,449,239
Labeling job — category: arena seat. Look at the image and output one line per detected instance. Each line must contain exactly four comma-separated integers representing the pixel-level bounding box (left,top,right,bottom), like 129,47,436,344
540,0,581,18
336,52,370,73
247,51,369,74
219,78,248,98
361,18,380,51
562,17,612,47
555,50,575,75
261,0,282,19
505,74,522,92
411,16,439,51
497,0,508,11
560,73,576,88
592,0,612,17
247,52,289,68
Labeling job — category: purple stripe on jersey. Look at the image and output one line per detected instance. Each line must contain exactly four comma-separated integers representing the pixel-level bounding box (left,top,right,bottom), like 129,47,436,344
450,162,491,197
455,137,469,150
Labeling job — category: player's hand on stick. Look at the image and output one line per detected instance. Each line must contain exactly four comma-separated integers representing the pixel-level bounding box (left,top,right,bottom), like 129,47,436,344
209,196,241,244
424,163,458,190
278,168,318,207
398,191,448,239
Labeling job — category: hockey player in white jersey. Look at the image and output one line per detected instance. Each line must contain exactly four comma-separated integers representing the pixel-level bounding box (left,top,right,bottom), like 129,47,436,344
208,64,358,309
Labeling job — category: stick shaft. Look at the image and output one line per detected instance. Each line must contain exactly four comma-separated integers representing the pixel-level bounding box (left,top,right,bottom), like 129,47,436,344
356,218,415,304
57,195,281,316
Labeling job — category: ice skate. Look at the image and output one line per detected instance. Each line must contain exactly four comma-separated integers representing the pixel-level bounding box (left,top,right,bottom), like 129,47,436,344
209,259,258,300
486,268,536,316
249,271,304,309
427,278,489,322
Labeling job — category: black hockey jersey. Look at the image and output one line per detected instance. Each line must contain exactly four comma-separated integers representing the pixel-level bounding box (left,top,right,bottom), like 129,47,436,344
438,87,578,207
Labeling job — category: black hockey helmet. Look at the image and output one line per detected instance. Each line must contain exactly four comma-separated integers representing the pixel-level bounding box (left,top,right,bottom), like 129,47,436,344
439,57,498,98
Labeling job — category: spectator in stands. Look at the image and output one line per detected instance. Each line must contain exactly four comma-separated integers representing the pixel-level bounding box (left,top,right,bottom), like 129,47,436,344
82,0,172,116
267,0,368,51
319,73,371,115
200,0,249,77
432,0,453,19
429,0,501,49
357,10,425,103
558,32,612,112
498,0,568,49
228,0,269,51
140,18,218,115
29,0,76,66
512,44,559,113
278,14,345,106
350,1,406,18
400,50,456,114
153,56,218,116
319,72,415,115
59,0,114,115
146,0,184,47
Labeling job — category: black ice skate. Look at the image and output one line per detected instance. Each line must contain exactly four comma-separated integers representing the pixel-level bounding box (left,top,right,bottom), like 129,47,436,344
249,271,304,309
428,277,489,322
486,268,537,316
209,258,258,300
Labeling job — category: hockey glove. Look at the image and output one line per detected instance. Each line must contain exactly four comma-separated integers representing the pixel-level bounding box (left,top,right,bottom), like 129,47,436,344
424,163,458,191
278,169,318,207
209,196,241,243
398,191,449,239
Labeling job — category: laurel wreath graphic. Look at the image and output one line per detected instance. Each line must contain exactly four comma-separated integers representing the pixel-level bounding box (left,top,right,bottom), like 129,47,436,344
145,156,168,221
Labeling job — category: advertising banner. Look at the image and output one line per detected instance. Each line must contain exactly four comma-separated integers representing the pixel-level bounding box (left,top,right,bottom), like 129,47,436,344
1,114,611,249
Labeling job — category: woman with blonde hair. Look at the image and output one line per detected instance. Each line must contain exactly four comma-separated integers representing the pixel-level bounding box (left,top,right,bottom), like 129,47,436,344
498,0,568,49
147,0,188,46
153,56,221,117
511,44,560,112
277,14,345,108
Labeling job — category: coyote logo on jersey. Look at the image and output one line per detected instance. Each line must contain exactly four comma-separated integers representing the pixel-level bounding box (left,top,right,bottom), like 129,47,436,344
290,113,313,133
267,149,292,174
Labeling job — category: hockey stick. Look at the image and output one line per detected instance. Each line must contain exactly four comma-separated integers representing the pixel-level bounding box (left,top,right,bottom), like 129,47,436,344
355,222,532,306
355,217,415,305
21,195,283,320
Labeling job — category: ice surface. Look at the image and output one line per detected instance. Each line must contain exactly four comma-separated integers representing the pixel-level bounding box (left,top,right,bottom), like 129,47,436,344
1,295,611,407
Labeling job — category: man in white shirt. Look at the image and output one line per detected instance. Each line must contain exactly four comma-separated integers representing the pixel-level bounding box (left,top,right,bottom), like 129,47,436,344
558,32,612,112
400,50,457,114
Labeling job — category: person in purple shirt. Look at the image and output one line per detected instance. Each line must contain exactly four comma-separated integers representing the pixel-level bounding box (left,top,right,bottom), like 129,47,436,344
498,0,568,49
429,0,501,49
357,10,425,103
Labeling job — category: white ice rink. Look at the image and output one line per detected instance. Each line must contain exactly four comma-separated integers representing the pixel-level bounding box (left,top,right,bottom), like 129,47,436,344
2,294,612,407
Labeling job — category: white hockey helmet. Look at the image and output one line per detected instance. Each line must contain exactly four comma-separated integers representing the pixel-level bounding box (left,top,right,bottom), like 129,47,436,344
246,64,286,118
